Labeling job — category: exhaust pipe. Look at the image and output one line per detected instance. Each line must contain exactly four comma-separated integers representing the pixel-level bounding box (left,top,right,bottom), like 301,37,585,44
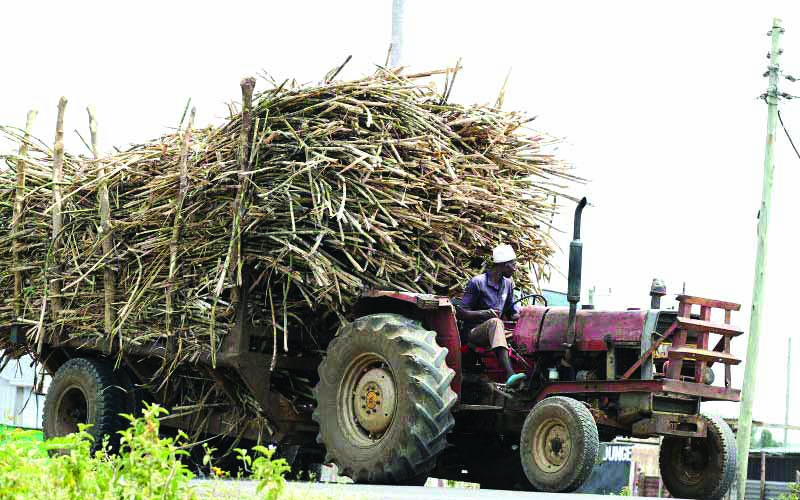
650,278,667,309
566,197,588,347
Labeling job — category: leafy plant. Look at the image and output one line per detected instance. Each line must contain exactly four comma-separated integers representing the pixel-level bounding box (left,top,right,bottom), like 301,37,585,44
235,445,291,500
113,403,196,499
0,402,289,500
777,481,800,500
1,424,115,500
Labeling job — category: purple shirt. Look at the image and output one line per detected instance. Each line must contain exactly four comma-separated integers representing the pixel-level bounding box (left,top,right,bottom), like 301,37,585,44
460,273,519,335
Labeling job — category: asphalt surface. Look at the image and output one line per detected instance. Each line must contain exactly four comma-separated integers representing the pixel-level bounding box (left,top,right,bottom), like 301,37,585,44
193,480,672,499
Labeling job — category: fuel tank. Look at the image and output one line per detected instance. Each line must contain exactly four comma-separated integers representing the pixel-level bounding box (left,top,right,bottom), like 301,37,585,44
513,305,648,353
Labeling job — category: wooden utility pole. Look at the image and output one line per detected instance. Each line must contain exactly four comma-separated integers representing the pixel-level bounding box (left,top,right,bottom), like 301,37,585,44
736,18,783,500
389,0,405,67
785,337,792,446
759,450,766,500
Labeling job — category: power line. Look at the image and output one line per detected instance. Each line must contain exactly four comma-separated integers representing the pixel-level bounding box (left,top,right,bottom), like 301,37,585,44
777,109,800,161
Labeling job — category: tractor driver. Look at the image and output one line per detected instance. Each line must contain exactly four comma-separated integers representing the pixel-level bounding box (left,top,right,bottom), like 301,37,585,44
456,244,525,387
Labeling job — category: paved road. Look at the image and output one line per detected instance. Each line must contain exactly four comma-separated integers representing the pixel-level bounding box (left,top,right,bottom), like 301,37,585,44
194,480,671,499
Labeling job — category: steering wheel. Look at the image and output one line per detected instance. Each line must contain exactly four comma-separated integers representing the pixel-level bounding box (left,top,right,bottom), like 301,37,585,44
501,293,548,319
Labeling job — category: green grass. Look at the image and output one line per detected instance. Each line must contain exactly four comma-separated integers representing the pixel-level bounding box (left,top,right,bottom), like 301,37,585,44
0,424,43,441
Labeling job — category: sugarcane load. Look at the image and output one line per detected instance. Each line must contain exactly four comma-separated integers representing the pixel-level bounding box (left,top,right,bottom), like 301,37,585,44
0,67,742,498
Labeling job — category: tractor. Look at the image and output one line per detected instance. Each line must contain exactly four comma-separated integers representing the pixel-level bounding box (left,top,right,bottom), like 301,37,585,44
28,197,741,498
313,197,740,498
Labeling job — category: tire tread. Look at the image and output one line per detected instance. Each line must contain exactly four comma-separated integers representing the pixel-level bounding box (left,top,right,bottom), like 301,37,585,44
658,413,736,500
42,357,125,449
520,395,599,492
313,313,455,484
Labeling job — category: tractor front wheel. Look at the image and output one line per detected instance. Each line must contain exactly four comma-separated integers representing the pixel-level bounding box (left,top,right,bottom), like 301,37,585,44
520,396,599,492
659,414,736,500
313,314,456,484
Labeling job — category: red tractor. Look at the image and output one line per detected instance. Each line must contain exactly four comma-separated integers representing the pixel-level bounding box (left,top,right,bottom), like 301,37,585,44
313,197,740,498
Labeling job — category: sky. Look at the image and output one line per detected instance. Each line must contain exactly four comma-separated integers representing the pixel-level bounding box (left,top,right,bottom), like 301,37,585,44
1,1,798,434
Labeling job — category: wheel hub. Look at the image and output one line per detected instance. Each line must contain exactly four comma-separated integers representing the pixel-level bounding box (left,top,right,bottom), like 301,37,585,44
353,367,396,435
678,439,709,480
533,419,572,472
55,386,88,436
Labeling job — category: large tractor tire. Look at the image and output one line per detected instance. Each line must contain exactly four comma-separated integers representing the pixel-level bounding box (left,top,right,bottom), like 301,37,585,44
313,313,456,484
43,357,126,449
520,396,599,492
659,414,736,500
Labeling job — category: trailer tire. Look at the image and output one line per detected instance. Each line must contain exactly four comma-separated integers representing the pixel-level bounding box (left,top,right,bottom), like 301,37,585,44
42,357,126,450
659,414,736,500
520,396,599,492
313,313,456,484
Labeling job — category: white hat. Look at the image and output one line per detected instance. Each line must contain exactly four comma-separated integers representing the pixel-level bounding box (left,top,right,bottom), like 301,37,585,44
492,244,517,263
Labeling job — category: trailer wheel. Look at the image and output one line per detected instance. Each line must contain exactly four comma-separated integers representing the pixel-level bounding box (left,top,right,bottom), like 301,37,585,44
43,357,126,449
520,396,599,492
659,414,736,500
313,313,456,484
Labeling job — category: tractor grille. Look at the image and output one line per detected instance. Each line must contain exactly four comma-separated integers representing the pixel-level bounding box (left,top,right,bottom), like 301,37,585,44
653,311,678,379
655,311,678,334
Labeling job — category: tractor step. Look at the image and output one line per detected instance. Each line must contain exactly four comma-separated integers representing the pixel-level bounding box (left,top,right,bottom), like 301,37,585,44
676,317,743,337
456,404,504,412
668,346,741,365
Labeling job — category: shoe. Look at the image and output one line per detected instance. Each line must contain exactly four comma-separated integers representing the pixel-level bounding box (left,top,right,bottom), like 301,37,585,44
506,373,525,387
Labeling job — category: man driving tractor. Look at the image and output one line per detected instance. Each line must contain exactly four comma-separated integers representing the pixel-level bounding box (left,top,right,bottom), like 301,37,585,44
456,244,526,387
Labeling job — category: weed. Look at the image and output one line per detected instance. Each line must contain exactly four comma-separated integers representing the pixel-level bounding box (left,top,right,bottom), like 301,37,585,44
778,481,800,500
0,402,291,500
234,446,291,500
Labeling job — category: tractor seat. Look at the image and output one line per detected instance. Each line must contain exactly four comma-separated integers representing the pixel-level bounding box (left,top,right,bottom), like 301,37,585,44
451,296,515,374
460,343,486,374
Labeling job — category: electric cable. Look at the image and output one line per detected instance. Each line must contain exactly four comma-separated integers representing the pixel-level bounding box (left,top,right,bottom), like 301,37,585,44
777,109,800,162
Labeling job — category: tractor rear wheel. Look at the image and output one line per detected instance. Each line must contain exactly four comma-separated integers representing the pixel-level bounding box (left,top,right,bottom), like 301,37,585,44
520,396,599,492
42,357,126,450
659,414,736,500
313,313,456,484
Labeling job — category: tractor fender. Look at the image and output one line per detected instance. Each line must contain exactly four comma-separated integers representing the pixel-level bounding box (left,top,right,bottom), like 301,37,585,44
353,291,462,397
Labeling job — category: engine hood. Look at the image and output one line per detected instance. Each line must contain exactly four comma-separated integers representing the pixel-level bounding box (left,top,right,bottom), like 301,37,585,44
514,305,649,353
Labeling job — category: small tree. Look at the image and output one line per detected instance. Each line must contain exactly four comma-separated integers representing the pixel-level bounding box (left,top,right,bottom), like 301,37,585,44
759,429,782,448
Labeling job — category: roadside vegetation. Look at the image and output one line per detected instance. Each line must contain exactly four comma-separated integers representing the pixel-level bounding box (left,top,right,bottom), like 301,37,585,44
0,403,296,500
778,481,800,500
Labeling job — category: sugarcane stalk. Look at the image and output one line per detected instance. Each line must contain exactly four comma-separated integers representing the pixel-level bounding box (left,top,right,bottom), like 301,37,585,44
87,106,117,345
50,97,67,321
211,77,254,365
166,107,196,351
13,110,37,325
230,77,256,307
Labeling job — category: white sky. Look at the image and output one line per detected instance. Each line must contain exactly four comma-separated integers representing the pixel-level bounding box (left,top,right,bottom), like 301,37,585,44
2,1,798,432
